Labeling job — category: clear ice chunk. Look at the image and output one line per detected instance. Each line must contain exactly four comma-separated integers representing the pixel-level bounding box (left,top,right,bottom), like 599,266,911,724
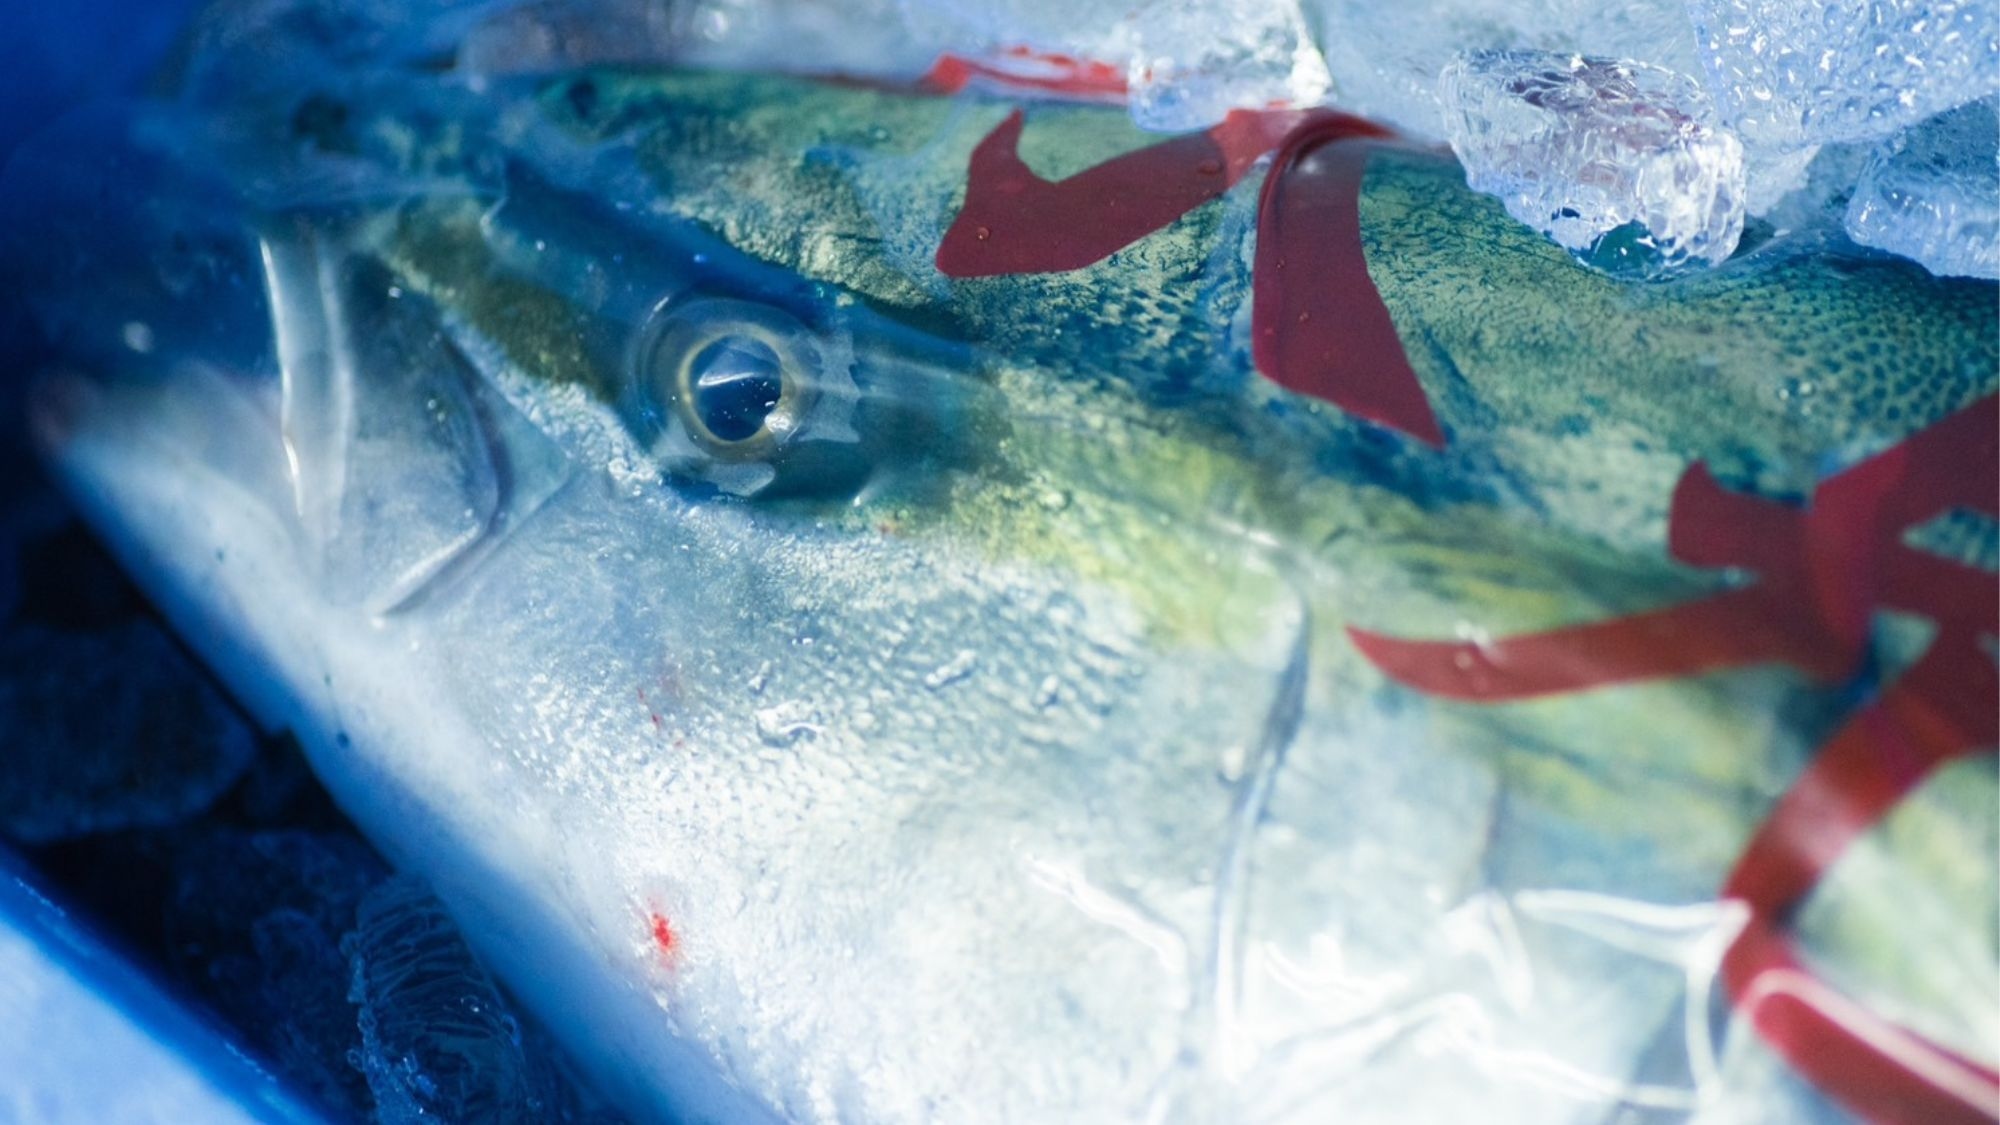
1845,99,2000,279
1744,141,1873,236
455,0,684,75
1439,50,1746,275
1688,0,2000,150
168,830,388,1120
162,832,619,1121
0,619,255,843
1125,0,1331,131
1309,0,1704,139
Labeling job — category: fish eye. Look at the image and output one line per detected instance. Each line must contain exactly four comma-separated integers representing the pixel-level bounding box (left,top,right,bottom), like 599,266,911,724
631,297,862,496
686,334,788,445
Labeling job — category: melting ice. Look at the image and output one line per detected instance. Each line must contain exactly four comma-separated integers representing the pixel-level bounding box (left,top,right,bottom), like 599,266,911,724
480,0,2000,277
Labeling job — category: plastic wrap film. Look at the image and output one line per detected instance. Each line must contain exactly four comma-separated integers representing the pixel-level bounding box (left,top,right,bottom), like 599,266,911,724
0,0,1995,1122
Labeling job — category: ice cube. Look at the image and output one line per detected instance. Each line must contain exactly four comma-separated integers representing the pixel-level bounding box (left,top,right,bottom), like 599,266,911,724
0,618,256,843
168,830,387,1120
455,0,683,75
1125,0,1331,131
1688,0,2000,150
1439,50,1746,275
895,0,1137,63
1845,99,2000,279
458,0,935,80
1748,142,1873,236
1740,144,1822,215
1310,0,1703,139
164,833,621,1122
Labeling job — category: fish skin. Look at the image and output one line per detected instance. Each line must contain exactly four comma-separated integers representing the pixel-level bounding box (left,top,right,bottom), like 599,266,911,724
9,58,1997,1124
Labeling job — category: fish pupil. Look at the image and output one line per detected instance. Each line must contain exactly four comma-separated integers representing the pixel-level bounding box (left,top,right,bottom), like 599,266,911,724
689,336,785,443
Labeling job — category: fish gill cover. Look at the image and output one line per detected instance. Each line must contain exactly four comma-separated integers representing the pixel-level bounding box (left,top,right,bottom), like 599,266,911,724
0,0,1994,1123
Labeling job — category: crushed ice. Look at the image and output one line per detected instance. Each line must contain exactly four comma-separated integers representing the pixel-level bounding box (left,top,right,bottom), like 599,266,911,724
439,0,1998,278
1124,0,1330,132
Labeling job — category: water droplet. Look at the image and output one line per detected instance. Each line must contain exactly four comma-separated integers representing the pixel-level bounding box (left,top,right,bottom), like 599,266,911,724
975,225,992,241
925,650,979,690
1218,742,1248,782
755,702,821,746
1033,675,1062,709
1045,592,1085,630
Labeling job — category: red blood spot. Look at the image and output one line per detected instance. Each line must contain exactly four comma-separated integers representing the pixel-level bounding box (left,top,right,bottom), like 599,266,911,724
649,911,677,959
1351,395,2000,1123
637,686,663,731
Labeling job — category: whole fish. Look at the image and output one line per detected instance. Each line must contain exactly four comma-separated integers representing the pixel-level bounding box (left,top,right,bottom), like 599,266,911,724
5,34,1995,1125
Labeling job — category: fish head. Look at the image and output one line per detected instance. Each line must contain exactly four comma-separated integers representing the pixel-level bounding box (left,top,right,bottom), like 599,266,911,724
11,68,1363,1119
